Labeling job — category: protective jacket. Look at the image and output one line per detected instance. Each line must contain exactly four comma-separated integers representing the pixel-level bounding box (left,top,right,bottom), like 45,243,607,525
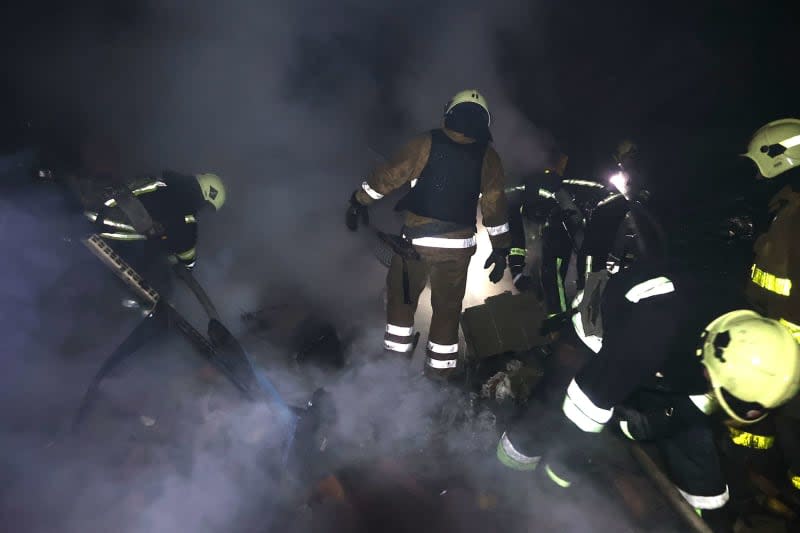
746,183,800,333
83,171,205,267
355,128,510,250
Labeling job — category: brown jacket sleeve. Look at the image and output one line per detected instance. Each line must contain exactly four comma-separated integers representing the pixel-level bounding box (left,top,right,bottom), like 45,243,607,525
480,146,511,249
355,134,431,205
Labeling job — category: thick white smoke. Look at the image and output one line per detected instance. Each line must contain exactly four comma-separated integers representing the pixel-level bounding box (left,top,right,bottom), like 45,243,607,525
0,2,603,533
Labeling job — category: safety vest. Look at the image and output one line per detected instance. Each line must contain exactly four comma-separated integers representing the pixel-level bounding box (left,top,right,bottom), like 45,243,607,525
746,185,800,329
395,129,486,227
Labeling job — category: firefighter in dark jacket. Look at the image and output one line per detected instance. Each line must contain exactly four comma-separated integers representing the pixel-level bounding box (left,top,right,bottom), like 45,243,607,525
495,259,800,532
507,154,615,315
83,171,225,280
345,89,511,380
738,118,800,503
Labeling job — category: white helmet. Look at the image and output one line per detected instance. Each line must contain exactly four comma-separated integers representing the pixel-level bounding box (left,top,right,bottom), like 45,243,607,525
444,89,491,125
699,310,800,424
742,118,800,179
195,173,226,210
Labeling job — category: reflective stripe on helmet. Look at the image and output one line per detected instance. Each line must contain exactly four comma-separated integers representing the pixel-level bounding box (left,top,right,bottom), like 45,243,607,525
728,426,775,450
751,264,792,296
486,223,509,236
781,134,800,149
624,276,675,303
677,485,729,510
562,379,613,433
361,181,384,200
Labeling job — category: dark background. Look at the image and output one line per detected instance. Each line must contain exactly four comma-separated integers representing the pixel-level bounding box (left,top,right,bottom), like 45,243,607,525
1,0,797,246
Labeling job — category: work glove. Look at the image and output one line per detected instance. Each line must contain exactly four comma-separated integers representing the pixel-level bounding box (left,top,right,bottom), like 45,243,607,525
614,406,684,441
345,191,369,231
484,248,509,284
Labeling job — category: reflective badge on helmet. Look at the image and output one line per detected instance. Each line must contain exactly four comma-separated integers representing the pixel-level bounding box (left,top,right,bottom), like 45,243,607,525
209,186,218,200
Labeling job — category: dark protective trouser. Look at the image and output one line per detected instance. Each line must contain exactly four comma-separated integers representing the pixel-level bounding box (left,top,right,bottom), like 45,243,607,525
540,223,573,316
497,347,733,531
384,244,475,378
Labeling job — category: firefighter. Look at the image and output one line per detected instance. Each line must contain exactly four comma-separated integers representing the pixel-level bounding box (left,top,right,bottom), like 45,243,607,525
507,154,617,316
495,258,800,533
739,118,800,504
82,171,225,289
345,89,511,380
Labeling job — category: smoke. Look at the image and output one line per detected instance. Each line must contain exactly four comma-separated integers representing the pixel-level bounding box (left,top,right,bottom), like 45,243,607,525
0,2,649,533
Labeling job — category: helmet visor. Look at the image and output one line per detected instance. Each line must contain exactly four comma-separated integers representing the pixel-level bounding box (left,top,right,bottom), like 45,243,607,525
719,387,768,423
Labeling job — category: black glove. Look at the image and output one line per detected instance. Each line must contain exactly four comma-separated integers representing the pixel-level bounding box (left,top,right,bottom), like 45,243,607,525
513,274,535,292
345,191,369,231
483,248,509,284
508,251,525,278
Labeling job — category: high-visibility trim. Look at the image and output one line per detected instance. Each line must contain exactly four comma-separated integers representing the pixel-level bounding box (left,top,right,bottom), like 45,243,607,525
556,257,567,312
384,339,414,353
510,247,526,257
184,261,196,269
410,236,476,248
562,379,614,433
779,318,800,340
176,247,197,261
624,276,675,303
689,393,717,415
790,473,800,490
585,255,593,276
538,188,555,199
563,179,605,189
103,180,166,206
85,211,137,232
99,232,147,241
544,464,572,488
677,485,729,510
619,421,635,440
596,192,623,208
486,223,510,236
781,133,800,149
386,324,414,337
361,181,384,200
496,432,540,471
184,214,196,224
410,178,418,188
751,264,792,296
427,341,458,354
728,426,775,450
426,357,457,369
572,310,603,353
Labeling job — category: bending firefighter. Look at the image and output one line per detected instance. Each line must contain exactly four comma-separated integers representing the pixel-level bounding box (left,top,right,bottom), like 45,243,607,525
495,259,800,533
345,89,511,380
740,118,800,504
81,171,226,292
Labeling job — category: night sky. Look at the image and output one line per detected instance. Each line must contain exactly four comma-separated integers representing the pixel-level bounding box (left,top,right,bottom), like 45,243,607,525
1,1,796,210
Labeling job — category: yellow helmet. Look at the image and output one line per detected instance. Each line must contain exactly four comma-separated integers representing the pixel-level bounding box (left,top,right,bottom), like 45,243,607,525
444,89,490,125
699,310,800,424
195,173,226,210
742,118,800,179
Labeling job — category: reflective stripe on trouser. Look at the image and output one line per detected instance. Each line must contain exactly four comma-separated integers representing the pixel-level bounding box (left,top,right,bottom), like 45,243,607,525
385,244,474,374
384,323,416,354
425,340,459,374
496,432,540,471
